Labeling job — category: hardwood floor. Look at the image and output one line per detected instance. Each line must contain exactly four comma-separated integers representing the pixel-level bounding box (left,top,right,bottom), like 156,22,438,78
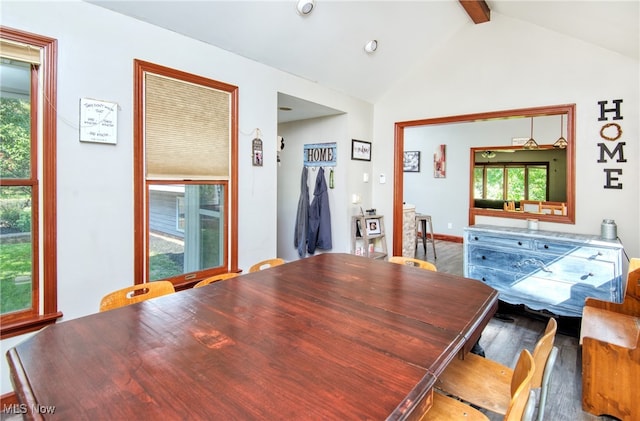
416,240,618,421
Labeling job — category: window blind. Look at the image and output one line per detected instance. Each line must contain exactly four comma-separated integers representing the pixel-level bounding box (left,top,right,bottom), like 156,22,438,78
145,73,230,179
0,39,41,64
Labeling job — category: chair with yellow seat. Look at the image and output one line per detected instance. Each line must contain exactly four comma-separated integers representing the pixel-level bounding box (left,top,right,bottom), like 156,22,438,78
194,272,239,288
421,349,535,421
435,317,557,420
248,258,286,273
99,281,175,312
388,256,437,272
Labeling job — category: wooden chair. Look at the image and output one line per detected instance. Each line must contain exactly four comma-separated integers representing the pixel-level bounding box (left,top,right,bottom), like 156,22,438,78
422,349,535,421
99,281,175,312
520,200,542,213
580,258,640,420
248,258,285,273
435,317,557,420
194,272,239,288
388,256,437,271
540,202,567,216
503,201,516,211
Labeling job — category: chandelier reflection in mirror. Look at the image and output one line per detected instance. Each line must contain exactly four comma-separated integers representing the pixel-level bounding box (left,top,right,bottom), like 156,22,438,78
553,114,568,149
522,117,539,150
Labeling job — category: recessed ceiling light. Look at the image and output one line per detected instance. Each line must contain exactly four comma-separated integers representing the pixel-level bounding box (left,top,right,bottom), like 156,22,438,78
364,40,378,54
296,0,315,16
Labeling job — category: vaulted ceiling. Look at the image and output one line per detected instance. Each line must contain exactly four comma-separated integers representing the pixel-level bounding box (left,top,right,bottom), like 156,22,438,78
87,1,638,119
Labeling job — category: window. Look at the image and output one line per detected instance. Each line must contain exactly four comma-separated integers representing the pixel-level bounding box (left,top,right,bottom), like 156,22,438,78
0,27,60,338
134,61,238,288
474,163,549,201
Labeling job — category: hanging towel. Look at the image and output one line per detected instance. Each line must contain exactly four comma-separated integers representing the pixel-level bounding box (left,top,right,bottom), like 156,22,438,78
294,167,309,258
308,167,332,254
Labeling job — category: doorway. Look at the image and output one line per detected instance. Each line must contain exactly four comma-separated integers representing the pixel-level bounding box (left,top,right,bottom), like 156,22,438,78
276,93,343,261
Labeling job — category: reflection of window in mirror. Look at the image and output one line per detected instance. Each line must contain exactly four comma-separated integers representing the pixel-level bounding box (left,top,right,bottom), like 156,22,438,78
472,147,567,204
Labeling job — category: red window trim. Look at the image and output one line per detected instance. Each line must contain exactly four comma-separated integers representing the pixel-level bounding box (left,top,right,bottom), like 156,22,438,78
133,60,239,287
0,27,61,339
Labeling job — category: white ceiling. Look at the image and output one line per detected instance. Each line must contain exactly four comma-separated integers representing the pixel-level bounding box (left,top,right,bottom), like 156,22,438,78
87,1,639,121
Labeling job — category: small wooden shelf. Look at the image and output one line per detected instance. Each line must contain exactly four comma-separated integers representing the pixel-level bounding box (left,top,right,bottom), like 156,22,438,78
351,215,387,259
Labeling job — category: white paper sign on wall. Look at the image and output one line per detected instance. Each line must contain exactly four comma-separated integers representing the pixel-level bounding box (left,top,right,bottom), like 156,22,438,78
79,98,118,144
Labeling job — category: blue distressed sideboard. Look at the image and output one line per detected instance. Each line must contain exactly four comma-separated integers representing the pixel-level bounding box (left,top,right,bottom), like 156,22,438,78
464,225,624,317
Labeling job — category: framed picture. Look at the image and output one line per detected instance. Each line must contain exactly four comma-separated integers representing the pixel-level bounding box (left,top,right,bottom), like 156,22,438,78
252,138,263,166
351,139,371,161
403,151,420,172
365,218,381,235
434,144,446,178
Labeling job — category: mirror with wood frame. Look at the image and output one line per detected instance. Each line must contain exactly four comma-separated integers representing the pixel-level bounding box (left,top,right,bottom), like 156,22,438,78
471,145,568,216
392,104,575,255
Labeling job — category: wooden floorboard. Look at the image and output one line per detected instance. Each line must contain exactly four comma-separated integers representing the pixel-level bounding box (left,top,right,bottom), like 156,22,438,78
416,240,618,421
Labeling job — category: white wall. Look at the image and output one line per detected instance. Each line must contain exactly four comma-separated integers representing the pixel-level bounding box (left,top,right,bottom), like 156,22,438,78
0,1,373,395
372,12,639,259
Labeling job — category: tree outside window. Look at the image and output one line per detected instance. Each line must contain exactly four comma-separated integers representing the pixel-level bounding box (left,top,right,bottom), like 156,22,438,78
474,163,548,202
1,88,34,316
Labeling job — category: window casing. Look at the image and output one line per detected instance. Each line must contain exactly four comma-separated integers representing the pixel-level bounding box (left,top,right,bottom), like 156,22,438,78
176,196,185,232
0,27,60,338
134,60,238,288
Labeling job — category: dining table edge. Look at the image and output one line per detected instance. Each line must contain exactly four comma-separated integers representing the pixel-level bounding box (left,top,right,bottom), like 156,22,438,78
6,347,43,421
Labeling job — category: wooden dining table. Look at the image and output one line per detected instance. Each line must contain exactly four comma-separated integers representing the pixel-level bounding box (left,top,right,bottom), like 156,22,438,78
7,253,498,420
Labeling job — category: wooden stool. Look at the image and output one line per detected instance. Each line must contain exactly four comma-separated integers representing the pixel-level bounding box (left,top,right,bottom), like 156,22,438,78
415,214,436,259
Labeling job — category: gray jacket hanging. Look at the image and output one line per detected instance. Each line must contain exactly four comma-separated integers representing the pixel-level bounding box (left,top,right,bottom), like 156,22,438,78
294,167,309,258
308,167,332,254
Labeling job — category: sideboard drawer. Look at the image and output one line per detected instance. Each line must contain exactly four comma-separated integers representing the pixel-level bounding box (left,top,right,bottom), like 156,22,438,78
467,233,533,250
533,240,619,262
467,245,553,271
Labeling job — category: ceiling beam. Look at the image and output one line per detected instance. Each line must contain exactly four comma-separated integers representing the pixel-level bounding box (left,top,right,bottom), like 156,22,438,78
459,0,491,24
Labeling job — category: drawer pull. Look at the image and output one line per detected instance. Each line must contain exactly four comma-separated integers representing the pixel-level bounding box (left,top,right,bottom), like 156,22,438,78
581,273,594,280
544,244,549,249
474,236,479,241
481,255,486,260
517,241,523,246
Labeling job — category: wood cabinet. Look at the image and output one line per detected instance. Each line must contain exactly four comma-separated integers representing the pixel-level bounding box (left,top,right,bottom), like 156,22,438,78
580,259,640,420
464,224,624,317
351,215,387,259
